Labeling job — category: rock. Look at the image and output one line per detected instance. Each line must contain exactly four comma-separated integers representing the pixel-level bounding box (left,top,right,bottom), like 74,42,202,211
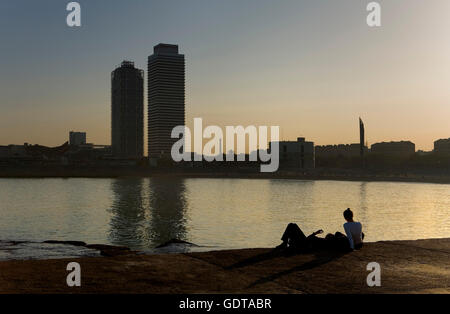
43,240,87,247
42,241,134,257
155,239,198,248
0,238,449,293
85,244,134,257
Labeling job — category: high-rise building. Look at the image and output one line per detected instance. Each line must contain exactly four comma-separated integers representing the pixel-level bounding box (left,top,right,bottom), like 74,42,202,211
111,61,144,159
359,118,365,158
69,131,86,146
148,44,185,159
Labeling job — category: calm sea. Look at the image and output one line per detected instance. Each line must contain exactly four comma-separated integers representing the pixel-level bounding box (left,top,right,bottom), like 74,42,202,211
0,178,449,251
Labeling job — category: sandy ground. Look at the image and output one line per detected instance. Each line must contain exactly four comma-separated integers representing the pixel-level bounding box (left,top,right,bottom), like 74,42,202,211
0,238,448,294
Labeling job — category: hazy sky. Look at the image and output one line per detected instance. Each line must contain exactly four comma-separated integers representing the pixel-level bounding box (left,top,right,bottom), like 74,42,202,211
1,0,450,152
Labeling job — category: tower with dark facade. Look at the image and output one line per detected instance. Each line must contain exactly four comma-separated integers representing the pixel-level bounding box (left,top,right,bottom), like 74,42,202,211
147,44,185,159
111,61,144,159
359,117,365,158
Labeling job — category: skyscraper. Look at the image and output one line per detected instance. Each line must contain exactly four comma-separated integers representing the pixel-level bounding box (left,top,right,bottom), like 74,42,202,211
359,117,365,158
111,61,144,159
148,44,185,159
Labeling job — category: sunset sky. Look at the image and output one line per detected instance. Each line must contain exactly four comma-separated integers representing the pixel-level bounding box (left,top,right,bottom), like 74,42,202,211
1,0,450,153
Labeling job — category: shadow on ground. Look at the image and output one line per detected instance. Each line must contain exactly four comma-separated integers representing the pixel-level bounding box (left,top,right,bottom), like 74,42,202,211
225,248,347,288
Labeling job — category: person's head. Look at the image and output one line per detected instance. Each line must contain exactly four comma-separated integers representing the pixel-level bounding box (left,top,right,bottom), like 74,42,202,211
343,208,354,222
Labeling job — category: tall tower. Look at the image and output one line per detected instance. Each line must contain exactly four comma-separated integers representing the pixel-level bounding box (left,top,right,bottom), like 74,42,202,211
148,44,185,159
111,61,144,159
359,117,365,158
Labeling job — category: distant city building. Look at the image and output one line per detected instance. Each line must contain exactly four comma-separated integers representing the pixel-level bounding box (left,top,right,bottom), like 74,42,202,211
416,150,432,156
66,143,112,164
315,144,368,158
0,145,28,158
148,44,185,159
359,118,365,158
0,146,8,158
0,143,70,166
270,137,315,169
111,61,144,159
69,131,86,146
371,141,415,157
434,138,450,154
0,141,115,167
315,118,368,160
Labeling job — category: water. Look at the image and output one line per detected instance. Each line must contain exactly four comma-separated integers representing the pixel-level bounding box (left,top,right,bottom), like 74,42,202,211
0,178,449,253
0,240,101,260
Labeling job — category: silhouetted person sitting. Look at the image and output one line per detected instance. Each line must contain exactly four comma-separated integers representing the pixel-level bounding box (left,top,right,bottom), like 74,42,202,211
343,208,364,250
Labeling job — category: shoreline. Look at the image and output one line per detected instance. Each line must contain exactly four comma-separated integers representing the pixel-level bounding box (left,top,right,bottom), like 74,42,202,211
1,169,450,184
0,237,448,260
0,238,449,294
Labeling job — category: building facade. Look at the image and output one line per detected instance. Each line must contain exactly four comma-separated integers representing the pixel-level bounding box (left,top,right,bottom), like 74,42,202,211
111,61,144,159
270,137,315,169
434,138,450,154
69,131,86,146
359,118,365,158
148,44,185,159
315,144,363,158
370,141,415,157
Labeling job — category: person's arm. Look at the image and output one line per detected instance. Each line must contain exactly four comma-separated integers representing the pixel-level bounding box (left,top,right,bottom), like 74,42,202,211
344,224,354,250
314,229,323,236
307,229,323,238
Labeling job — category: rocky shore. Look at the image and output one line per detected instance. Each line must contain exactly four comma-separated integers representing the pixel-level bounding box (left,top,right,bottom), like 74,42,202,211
0,238,448,294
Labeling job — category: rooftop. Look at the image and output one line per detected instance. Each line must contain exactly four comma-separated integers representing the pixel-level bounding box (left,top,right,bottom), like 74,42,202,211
153,43,180,55
120,60,135,68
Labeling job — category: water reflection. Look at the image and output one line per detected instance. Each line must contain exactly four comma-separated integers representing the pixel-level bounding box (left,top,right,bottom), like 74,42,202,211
108,178,188,250
358,182,368,224
109,178,147,249
147,178,188,246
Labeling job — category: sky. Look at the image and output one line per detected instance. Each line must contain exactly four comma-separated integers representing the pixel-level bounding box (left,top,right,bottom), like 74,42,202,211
1,0,450,152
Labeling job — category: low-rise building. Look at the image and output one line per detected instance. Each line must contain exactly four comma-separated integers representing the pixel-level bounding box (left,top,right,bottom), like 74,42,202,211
0,144,29,158
434,138,450,154
315,143,366,158
270,137,315,169
69,131,87,146
370,141,415,157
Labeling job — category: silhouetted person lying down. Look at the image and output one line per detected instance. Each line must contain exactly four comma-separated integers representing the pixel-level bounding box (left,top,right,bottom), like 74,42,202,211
276,223,351,253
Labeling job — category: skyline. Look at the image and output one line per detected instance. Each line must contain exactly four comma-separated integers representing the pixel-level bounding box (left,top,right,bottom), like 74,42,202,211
1,1,450,152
